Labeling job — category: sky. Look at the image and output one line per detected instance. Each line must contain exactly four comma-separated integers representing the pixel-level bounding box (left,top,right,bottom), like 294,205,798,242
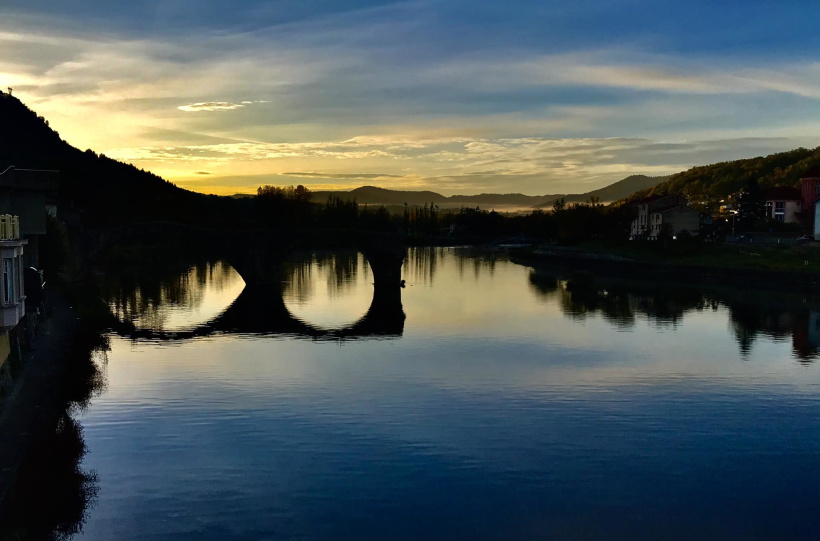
3,1,820,196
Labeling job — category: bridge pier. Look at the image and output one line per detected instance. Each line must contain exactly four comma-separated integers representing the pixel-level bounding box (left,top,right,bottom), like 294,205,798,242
363,248,406,310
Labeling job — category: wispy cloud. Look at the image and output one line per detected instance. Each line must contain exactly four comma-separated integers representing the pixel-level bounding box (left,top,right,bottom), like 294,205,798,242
178,100,269,112
178,102,245,112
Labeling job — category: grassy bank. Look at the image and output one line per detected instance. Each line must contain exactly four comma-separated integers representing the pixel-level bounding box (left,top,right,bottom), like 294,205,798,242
531,241,820,273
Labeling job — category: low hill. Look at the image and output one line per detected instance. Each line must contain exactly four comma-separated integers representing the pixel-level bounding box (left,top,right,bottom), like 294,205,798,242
311,186,559,209
0,92,251,228
311,186,449,206
535,175,670,208
627,147,820,206
310,175,669,210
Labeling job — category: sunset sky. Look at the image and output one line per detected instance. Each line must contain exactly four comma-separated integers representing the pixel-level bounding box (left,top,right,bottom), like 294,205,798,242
3,1,820,196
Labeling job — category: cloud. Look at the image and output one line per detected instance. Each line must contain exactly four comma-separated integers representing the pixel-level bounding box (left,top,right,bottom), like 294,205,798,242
4,5,820,197
178,101,245,112
282,171,405,180
178,100,270,112
107,133,803,195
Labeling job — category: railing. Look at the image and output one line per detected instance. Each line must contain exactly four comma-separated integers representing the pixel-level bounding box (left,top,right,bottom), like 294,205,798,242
0,214,20,240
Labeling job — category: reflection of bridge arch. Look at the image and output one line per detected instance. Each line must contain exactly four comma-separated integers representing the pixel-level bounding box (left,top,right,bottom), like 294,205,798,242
93,223,408,339
118,280,405,342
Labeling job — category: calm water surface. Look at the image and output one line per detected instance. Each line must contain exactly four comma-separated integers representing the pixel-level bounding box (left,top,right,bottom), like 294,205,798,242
68,248,820,539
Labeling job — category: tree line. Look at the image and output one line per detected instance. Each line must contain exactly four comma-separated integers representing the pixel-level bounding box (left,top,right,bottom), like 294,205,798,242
255,184,638,244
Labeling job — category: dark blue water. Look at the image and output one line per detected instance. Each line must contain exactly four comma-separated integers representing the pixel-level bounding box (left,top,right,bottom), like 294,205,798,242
71,249,820,540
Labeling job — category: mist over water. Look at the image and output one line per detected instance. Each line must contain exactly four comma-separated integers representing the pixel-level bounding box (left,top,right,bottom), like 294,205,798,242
54,248,820,540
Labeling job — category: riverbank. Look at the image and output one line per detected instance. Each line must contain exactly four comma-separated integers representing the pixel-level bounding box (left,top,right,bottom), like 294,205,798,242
0,295,81,512
0,284,110,538
510,243,820,293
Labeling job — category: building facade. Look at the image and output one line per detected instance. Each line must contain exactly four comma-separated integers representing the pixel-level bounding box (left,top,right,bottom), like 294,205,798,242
630,194,698,239
0,214,27,390
0,166,59,266
762,186,802,223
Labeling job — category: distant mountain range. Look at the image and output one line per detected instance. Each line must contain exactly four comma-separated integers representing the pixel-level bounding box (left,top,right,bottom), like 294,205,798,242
307,174,670,210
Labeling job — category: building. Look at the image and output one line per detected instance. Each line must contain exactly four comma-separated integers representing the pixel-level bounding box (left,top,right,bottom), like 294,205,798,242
0,214,27,389
630,194,699,239
762,186,802,223
0,166,59,267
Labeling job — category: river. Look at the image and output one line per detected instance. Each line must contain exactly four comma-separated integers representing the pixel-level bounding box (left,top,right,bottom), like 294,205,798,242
28,248,820,539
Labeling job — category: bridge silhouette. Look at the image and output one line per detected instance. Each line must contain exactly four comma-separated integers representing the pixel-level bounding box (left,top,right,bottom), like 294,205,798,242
93,223,408,341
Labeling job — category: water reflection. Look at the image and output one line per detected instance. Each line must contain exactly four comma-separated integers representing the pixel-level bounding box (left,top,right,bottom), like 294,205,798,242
107,251,405,340
1,326,108,540
281,250,372,328
529,267,820,362
66,247,820,540
102,248,820,362
104,260,243,332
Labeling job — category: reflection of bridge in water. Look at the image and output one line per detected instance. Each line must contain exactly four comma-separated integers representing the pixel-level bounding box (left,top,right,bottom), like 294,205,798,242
122,281,406,341
96,224,409,341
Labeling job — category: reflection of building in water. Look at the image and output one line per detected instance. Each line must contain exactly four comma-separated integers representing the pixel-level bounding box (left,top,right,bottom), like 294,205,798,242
792,311,820,362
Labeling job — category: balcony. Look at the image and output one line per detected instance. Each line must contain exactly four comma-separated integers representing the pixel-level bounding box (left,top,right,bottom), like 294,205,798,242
0,214,20,240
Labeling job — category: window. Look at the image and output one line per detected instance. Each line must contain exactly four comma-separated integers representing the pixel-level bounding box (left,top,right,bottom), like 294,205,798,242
775,201,786,222
3,258,13,304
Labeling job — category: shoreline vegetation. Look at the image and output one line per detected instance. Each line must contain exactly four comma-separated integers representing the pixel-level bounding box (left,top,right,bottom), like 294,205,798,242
509,242,820,292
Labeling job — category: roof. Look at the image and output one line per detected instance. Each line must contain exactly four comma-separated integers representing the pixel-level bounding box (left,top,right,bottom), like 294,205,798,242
628,193,686,206
628,194,665,205
801,165,820,179
652,204,687,213
761,186,802,201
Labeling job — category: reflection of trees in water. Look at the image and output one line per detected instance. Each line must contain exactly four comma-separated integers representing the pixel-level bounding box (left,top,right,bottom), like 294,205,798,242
406,247,503,285
1,326,109,539
528,269,819,362
104,260,236,331
281,251,367,303
528,270,708,328
406,247,440,285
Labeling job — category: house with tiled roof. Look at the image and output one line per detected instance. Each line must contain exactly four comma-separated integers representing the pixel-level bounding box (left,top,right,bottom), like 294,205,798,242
762,186,802,224
629,194,699,239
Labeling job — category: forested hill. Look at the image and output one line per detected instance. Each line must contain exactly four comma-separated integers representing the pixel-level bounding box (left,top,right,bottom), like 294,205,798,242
0,92,250,227
627,147,820,205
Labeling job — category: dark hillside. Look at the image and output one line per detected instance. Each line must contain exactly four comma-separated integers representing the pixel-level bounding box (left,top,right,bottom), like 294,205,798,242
0,92,251,228
627,147,820,205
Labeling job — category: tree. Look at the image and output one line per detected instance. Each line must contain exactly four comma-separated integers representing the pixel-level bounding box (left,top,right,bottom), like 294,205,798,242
736,177,764,231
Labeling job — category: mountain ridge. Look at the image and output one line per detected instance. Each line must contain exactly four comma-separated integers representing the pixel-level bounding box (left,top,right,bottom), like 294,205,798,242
306,174,670,209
